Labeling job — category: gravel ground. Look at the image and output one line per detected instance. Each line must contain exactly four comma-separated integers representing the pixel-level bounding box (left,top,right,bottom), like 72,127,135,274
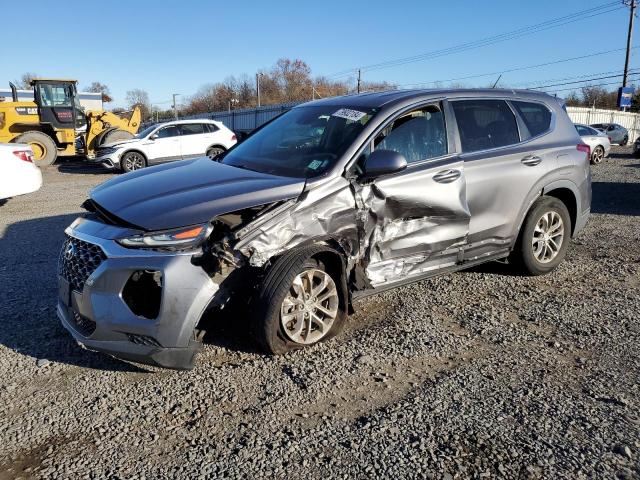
0,150,638,479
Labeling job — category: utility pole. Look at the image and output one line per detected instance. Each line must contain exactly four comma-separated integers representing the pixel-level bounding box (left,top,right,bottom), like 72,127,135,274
256,73,262,107
172,93,180,119
357,69,362,93
623,0,636,88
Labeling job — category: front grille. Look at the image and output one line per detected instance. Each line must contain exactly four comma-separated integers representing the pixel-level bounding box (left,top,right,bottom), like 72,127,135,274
58,236,107,292
70,308,96,336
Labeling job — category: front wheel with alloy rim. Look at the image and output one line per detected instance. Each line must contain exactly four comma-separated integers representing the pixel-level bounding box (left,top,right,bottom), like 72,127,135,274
621,135,629,146
13,131,58,166
252,248,346,354
591,145,605,164
510,196,571,276
120,151,146,173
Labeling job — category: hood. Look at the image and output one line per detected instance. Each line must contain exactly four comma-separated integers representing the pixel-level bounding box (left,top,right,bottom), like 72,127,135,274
90,158,305,231
102,138,140,148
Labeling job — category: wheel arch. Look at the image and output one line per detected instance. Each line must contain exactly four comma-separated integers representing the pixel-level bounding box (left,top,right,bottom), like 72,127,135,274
206,143,227,153
543,186,578,235
120,148,148,162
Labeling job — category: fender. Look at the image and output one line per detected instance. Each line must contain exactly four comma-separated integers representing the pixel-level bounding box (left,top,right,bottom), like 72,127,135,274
511,178,581,247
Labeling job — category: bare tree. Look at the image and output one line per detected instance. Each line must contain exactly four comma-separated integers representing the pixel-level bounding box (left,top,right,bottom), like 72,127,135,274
15,72,39,89
86,82,113,103
125,89,151,119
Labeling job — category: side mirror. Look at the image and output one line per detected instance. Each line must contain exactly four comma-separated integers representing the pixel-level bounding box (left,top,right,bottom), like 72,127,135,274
149,133,158,140
362,149,407,179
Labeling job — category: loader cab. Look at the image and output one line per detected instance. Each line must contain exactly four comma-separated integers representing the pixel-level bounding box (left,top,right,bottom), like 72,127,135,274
31,79,87,131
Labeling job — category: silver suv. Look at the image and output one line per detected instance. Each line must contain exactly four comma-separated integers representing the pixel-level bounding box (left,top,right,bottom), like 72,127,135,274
57,89,591,369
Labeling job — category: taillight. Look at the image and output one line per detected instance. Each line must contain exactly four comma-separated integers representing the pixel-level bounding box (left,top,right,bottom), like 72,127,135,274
576,143,590,160
231,134,237,142
13,150,34,163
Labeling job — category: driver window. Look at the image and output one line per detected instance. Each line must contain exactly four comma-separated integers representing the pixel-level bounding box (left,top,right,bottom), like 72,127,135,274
373,104,447,163
156,126,180,138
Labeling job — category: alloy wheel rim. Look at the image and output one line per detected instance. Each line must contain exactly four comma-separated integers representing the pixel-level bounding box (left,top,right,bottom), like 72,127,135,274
208,148,223,159
125,154,144,170
532,211,564,264
280,268,339,344
592,147,603,163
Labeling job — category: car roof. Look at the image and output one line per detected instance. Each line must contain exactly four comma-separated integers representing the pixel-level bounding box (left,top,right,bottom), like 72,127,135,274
299,88,559,109
154,119,219,127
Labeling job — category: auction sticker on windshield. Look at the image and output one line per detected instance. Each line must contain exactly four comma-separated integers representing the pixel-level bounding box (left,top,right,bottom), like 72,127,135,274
332,108,367,122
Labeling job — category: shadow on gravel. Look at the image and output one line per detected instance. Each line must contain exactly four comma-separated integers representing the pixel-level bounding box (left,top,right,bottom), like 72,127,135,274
0,213,148,372
199,304,263,355
56,162,112,176
591,181,640,216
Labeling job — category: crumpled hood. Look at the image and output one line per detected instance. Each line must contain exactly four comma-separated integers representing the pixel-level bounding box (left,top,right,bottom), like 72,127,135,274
102,138,139,148
90,158,305,231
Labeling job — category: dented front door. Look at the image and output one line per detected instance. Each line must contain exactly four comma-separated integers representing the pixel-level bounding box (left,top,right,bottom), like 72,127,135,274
359,156,470,287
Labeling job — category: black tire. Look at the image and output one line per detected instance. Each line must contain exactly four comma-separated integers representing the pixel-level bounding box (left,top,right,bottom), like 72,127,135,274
13,131,57,166
510,196,571,276
120,151,147,173
591,145,605,165
101,129,134,146
620,135,628,146
252,247,347,355
206,146,226,160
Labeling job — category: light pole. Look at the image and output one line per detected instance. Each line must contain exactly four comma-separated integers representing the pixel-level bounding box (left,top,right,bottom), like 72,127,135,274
256,73,264,107
172,93,180,119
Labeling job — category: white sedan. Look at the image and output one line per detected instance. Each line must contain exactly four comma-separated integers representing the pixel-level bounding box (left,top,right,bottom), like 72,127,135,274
575,124,611,165
0,143,43,200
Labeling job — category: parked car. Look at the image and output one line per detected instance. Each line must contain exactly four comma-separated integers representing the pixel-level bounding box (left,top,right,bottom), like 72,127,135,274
89,119,237,172
590,123,629,146
575,123,611,164
0,143,42,200
633,137,640,157
58,89,591,369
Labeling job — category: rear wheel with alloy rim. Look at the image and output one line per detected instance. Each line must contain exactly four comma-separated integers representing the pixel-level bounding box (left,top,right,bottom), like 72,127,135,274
206,146,225,160
591,145,604,164
252,248,347,354
121,151,146,173
621,135,628,146
510,196,571,276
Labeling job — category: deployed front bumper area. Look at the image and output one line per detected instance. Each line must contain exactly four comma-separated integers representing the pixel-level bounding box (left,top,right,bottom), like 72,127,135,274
56,218,218,369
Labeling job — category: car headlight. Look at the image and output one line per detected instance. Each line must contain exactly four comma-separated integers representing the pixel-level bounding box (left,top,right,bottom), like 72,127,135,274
117,224,210,250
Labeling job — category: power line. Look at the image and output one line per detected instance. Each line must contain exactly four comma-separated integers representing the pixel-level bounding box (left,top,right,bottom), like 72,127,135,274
328,2,623,78
394,46,636,88
528,71,640,90
543,77,640,94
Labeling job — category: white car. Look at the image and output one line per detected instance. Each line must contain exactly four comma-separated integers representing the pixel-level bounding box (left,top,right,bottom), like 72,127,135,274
90,119,237,173
575,123,611,165
0,143,42,200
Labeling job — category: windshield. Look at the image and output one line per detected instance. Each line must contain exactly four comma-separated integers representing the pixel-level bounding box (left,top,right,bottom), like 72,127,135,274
221,105,377,178
136,125,157,139
36,83,74,107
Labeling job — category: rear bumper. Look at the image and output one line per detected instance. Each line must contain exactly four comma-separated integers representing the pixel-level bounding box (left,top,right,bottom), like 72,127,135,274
57,218,220,370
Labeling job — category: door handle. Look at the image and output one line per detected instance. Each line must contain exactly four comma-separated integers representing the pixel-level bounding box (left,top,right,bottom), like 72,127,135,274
433,169,461,183
521,155,542,166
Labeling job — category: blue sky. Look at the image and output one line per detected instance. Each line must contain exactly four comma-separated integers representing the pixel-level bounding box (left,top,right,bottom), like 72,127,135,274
3,0,634,108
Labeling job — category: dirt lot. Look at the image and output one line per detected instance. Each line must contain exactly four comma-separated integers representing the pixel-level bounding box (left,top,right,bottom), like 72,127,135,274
0,149,638,479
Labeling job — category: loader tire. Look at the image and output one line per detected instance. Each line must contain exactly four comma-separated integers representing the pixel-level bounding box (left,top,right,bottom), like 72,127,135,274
100,129,134,146
13,131,57,166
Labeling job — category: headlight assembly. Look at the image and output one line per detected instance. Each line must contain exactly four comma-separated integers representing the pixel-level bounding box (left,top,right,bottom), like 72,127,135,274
117,224,210,250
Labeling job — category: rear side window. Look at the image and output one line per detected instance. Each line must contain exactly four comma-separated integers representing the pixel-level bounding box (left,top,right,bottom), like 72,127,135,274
179,123,206,135
575,125,588,136
204,123,219,133
512,101,552,137
452,100,520,153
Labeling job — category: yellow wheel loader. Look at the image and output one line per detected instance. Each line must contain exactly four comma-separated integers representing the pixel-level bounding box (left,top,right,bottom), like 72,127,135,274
0,79,141,166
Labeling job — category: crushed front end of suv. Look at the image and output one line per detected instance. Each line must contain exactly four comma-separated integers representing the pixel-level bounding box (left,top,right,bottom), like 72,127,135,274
57,89,591,369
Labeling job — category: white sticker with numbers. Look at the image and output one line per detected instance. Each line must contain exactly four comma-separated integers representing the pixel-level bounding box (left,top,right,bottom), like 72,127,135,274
332,108,367,122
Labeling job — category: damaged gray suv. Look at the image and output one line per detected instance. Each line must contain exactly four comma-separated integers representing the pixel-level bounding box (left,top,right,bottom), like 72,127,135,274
57,89,591,369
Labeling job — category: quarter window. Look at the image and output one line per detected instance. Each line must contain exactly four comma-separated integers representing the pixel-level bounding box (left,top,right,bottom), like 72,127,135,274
575,125,591,136
179,123,206,135
373,104,447,163
512,101,552,137
452,100,520,153
204,123,219,133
